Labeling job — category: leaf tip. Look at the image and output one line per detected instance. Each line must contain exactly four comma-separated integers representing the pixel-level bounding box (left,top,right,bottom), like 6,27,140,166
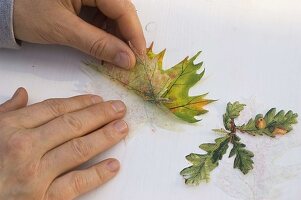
189,51,202,63
147,42,154,52
158,49,166,60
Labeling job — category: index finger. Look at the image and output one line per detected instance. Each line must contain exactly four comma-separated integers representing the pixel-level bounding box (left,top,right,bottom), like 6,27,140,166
83,0,146,54
11,95,103,128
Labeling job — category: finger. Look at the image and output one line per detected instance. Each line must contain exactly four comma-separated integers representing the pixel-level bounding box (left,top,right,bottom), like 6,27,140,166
42,120,128,176
16,95,103,128
0,87,28,113
46,159,120,200
90,14,118,41
35,101,126,152
91,11,108,29
106,21,125,42
83,0,146,54
91,12,122,39
62,13,136,69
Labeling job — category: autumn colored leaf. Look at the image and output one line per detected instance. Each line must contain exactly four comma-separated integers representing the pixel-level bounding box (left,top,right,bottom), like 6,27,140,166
84,43,214,123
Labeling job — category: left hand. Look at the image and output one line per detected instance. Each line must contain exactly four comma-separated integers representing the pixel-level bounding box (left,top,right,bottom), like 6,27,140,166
0,88,128,200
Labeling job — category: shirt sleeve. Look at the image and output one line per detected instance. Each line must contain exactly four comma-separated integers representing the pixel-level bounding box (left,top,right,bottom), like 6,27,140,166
0,0,20,49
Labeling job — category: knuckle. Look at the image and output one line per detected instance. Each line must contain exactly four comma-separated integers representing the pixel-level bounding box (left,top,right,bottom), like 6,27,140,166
23,161,40,177
126,1,137,11
0,114,13,127
89,37,109,59
120,0,136,12
39,157,52,175
62,114,83,133
94,167,107,185
15,161,40,183
98,102,116,119
6,132,34,157
45,184,66,200
0,111,25,129
70,138,92,161
71,173,89,195
101,127,117,143
43,99,68,117
44,192,56,200
78,95,103,106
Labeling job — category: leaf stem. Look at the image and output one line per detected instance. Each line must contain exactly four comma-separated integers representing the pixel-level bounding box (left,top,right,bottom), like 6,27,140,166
230,118,236,133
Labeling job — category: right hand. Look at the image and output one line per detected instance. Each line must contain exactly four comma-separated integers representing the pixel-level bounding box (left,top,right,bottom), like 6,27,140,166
13,0,146,69
0,87,128,200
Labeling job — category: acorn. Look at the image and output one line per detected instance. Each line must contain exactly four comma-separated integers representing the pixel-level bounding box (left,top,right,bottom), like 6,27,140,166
256,117,267,129
272,127,288,135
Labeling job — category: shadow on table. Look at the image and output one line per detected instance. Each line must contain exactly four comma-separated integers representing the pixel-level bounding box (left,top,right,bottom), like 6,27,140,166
0,42,92,83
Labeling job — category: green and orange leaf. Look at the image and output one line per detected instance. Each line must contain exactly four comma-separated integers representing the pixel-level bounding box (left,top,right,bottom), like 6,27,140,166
84,43,214,123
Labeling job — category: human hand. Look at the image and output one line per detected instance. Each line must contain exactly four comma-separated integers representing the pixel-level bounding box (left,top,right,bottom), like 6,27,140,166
13,0,146,69
0,88,128,200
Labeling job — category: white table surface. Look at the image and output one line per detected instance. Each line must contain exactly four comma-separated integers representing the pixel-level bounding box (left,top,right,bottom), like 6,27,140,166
0,0,300,199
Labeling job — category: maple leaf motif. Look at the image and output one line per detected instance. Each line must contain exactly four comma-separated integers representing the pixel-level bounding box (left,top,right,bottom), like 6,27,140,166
85,43,214,123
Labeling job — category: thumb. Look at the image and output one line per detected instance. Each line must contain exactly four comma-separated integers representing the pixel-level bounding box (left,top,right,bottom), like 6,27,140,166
62,14,136,69
0,87,28,113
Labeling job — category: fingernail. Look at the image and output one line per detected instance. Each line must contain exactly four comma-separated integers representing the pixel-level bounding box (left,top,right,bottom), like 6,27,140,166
106,160,120,172
91,95,103,104
113,52,130,69
111,101,125,113
114,120,128,133
128,41,146,55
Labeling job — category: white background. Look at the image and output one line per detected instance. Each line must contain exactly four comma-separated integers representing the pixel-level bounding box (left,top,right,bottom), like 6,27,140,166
0,0,301,199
